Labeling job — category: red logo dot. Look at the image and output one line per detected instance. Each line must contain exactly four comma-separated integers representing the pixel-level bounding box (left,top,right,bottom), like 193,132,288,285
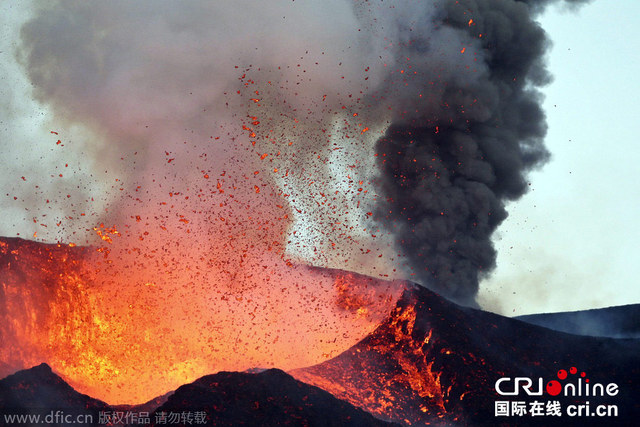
546,380,562,396
570,367,577,374
557,369,567,380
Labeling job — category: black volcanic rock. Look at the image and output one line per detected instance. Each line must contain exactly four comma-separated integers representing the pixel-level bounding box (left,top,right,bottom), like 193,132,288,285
0,363,397,426
517,304,640,339
293,283,640,426
151,368,396,426
112,391,173,417
0,363,109,426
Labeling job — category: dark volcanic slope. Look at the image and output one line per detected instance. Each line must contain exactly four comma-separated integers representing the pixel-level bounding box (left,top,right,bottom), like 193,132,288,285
292,283,640,426
151,368,397,427
0,363,109,426
2,275,639,426
517,304,640,339
0,364,396,426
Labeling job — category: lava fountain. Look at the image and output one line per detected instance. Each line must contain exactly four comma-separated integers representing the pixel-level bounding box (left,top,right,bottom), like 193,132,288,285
2,1,408,403
0,236,403,403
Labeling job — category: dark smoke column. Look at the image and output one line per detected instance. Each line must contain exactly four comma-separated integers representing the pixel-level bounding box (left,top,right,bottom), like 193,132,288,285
374,0,586,306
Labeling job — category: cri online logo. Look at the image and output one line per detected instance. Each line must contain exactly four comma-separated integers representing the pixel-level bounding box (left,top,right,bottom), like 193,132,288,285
495,367,619,397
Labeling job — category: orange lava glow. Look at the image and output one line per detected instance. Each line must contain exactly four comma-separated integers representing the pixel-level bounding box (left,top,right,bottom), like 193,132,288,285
292,291,448,424
0,237,403,404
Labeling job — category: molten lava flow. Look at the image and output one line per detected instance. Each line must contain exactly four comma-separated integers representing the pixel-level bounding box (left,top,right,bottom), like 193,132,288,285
292,289,454,425
0,237,403,404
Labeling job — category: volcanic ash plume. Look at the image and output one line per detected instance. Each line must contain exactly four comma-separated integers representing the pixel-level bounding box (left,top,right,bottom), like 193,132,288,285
9,0,591,307
372,0,589,306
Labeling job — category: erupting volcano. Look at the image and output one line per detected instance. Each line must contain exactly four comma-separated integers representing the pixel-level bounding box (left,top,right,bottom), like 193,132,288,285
0,236,403,404
1,0,637,426
2,265,639,425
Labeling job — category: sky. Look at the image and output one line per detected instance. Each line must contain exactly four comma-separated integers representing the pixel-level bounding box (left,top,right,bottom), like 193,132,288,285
479,0,640,315
1,1,638,317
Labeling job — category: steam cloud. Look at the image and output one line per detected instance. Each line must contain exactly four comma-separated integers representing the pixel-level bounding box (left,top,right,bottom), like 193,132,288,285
5,0,589,304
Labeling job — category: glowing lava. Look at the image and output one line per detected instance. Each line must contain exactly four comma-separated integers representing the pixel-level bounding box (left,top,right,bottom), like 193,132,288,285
292,291,447,424
0,237,402,404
